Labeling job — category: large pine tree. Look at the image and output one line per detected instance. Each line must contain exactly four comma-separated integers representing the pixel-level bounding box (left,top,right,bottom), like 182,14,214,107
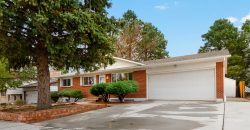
0,0,114,109
199,19,249,81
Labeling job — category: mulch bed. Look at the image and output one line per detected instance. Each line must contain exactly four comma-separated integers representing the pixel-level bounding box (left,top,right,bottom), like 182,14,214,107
0,103,108,123
0,103,79,113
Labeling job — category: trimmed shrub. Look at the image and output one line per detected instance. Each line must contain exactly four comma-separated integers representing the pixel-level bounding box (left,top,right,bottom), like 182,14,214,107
58,89,84,102
106,80,139,102
51,91,59,103
70,90,84,102
90,83,110,102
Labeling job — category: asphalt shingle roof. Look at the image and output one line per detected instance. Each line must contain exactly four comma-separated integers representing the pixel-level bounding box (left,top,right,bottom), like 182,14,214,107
20,79,58,88
143,50,230,65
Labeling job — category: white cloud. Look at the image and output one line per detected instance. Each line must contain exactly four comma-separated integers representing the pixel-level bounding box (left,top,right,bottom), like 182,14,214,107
154,4,169,11
227,17,238,23
241,13,250,22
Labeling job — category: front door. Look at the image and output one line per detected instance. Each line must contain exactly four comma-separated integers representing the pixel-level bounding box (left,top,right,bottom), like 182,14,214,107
99,75,106,83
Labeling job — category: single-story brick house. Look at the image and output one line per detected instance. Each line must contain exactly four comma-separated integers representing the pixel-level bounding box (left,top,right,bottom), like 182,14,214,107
57,50,230,101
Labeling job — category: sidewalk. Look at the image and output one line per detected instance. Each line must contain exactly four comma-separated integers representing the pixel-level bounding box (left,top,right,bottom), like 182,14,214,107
0,121,42,130
224,101,250,130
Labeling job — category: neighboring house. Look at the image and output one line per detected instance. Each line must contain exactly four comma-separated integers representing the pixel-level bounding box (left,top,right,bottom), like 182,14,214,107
57,50,230,101
5,79,58,104
0,91,7,103
0,70,61,104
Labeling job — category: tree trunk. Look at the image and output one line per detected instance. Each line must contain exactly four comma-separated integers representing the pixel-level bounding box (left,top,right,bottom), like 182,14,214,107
144,49,148,61
118,95,125,103
36,48,51,110
102,94,109,102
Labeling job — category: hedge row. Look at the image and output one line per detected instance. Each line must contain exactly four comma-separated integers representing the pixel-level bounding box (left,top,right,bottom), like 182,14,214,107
51,89,84,102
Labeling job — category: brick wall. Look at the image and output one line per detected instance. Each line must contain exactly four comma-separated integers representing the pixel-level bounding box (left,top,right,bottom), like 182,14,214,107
127,70,147,98
59,77,95,98
216,62,224,99
58,70,147,99
0,104,107,123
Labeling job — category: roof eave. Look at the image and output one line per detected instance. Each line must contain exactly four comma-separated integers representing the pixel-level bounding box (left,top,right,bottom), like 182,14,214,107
113,57,145,66
146,55,231,68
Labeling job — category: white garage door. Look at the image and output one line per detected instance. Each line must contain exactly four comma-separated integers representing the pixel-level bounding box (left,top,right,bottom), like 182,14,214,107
26,91,38,104
148,69,215,100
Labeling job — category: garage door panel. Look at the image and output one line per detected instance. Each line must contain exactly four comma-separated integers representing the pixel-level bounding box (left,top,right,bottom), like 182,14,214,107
148,69,215,100
26,91,37,104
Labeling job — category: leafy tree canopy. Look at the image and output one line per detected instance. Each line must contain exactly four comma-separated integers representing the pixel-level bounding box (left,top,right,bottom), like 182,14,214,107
0,59,36,91
0,0,114,71
199,19,249,81
244,48,250,87
243,20,250,86
115,10,169,61
199,19,239,53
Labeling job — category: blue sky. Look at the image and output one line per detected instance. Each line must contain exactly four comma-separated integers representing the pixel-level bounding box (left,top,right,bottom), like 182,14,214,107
107,0,250,57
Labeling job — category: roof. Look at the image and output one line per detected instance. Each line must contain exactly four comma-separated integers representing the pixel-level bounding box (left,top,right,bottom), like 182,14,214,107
57,50,230,78
113,57,145,65
143,50,230,65
20,79,58,88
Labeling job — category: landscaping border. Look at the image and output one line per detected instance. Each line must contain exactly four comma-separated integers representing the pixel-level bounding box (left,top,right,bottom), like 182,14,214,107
0,104,108,123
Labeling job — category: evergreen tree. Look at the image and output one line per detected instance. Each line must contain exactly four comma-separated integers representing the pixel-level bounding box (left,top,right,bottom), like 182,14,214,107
0,0,114,109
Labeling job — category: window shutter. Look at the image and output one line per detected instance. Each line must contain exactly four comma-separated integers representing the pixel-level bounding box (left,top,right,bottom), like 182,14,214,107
80,77,82,86
70,78,73,86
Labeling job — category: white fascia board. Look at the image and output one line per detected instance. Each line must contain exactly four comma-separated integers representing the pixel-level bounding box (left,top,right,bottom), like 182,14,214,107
146,55,231,69
56,66,146,78
54,73,76,78
78,66,146,76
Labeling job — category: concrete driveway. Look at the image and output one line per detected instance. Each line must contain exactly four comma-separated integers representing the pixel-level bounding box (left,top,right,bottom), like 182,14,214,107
31,101,224,130
224,101,250,130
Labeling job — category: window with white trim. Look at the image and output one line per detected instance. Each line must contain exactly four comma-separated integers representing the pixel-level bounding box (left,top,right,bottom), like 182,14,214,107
0,91,6,96
83,76,95,86
61,79,71,87
111,73,133,82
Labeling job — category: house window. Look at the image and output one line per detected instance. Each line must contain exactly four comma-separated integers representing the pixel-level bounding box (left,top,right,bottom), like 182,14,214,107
83,77,95,86
62,79,71,87
112,73,133,82
0,91,6,96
